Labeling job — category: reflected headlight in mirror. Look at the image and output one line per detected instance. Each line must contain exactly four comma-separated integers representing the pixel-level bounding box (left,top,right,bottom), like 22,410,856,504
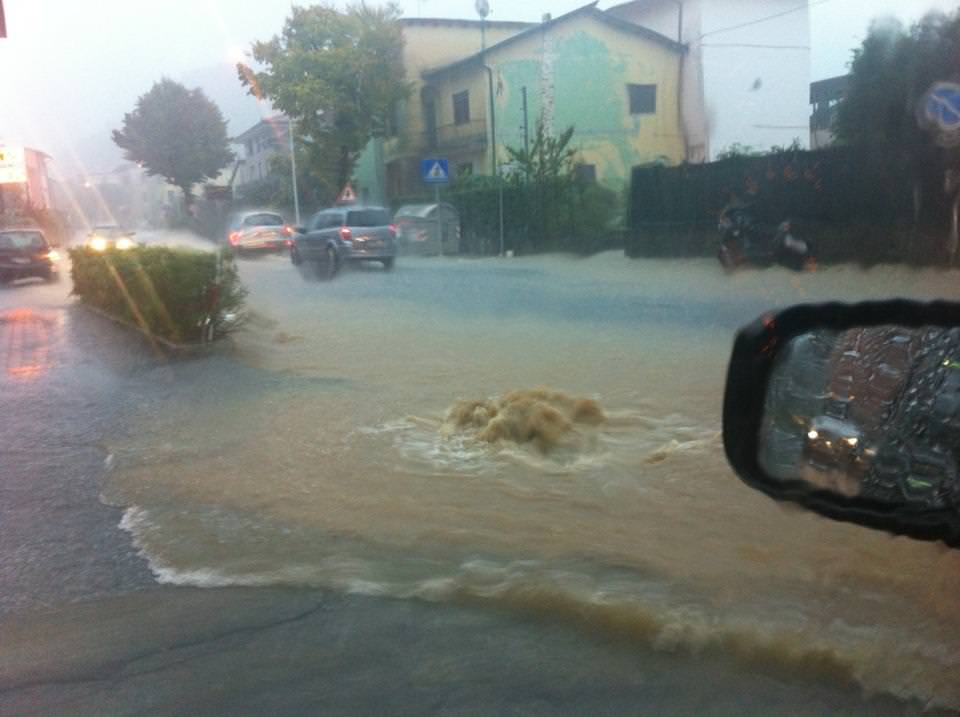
807,429,819,440
115,237,135,250
845,437,859,447
89,237,108,252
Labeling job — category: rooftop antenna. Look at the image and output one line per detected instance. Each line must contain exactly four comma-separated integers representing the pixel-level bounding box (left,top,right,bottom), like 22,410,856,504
475,0,490,50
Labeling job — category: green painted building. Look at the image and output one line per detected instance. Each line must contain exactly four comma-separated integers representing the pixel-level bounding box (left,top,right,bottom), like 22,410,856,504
354,3,685,204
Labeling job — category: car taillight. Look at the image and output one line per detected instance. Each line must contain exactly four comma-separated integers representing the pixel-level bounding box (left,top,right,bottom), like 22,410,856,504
228,231,241,245
282,225,293,236
284,239,293,247
339,226,352,241
388,224,398,236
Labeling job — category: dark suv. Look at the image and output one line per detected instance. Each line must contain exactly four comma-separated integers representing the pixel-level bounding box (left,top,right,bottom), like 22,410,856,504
0,228,59,284
291,206,396,278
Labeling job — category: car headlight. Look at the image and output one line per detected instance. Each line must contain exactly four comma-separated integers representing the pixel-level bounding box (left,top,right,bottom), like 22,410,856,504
89,237,108,252
46,250,61,262
115,237,135,250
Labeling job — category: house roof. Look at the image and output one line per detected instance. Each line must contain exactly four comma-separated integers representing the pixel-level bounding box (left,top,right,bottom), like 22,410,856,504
400,17,534,31
231,115,290,144
421,2,683,80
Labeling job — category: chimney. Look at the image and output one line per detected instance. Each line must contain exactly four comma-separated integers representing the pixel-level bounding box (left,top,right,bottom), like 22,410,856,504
542,13,551,23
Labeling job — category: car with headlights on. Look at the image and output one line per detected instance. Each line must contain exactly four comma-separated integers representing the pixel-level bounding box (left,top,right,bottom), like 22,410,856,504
226,211,293,255
86,224,136,251
0,228,60,284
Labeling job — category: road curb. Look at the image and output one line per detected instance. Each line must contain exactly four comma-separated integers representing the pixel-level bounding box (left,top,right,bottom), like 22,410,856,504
77,302,219,357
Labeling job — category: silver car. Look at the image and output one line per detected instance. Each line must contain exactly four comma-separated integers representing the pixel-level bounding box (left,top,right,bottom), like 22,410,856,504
227,211,293,255
290,206,396,278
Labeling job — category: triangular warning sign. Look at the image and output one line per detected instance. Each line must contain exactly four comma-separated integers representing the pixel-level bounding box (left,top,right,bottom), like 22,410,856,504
426,162,447,181
336,182,357,204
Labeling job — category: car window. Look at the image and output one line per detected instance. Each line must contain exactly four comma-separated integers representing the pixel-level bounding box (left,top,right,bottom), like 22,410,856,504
346,209,390,227
308,212,330,231
242,213,283,227
0,231,46,250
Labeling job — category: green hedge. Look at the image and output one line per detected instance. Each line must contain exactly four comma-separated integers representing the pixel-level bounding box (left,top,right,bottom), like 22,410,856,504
69,246,246,344
394,178,624,256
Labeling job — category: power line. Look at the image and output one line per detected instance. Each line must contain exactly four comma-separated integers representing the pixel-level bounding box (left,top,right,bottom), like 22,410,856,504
699,0,834,40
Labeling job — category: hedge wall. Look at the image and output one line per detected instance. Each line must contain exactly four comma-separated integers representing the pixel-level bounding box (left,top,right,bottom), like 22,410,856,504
628,145,953,264
70,246,246,344
395,178,624,256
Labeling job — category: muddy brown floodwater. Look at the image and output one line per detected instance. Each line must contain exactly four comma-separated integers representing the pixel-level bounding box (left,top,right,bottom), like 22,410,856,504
96,254,960,711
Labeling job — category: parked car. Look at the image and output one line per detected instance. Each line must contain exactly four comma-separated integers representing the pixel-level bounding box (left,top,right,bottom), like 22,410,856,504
86,224,136,251
290,206,396,278
227,211,293,255
0,228,60,284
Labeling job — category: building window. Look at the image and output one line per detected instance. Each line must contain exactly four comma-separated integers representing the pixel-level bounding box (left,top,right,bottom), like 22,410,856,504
424,98,438,149
575,163,597,184
628,84,657,115
453,90,470,126
387,100,403,137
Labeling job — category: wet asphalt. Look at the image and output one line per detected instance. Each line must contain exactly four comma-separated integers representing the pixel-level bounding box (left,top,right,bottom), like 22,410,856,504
0,247,949,717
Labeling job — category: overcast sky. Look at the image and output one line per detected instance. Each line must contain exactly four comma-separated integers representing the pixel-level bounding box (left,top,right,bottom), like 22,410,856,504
1,0,956,176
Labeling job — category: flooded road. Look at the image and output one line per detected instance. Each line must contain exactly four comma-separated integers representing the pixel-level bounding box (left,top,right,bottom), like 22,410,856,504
103,252,960,711
3,248,960,714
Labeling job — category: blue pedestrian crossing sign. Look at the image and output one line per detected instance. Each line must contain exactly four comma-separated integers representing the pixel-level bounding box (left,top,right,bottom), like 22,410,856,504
421,158,450,184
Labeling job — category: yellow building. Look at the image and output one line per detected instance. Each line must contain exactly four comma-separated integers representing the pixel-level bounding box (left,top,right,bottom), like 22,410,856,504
355,3,685,201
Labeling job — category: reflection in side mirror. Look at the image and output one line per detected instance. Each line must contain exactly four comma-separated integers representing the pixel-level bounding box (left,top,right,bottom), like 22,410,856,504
724,301,960,547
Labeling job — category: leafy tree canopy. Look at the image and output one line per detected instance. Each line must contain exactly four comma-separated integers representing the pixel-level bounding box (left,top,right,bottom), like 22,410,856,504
112,79,233,203
239,2,409,202
835,10,960,152
505,122,577,184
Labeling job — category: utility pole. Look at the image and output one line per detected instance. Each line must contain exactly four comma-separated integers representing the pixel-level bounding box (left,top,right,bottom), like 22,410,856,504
521,86,530,156
288,118,301,226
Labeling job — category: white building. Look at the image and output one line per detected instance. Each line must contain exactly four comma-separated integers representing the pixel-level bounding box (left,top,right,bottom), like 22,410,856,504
232,115,291,189
608,0,811,162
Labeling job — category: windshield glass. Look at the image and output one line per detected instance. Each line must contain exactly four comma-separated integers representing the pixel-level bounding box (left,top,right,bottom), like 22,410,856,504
4,1,960,715
346,209,391,227
243,213,283,226
0,231,46,250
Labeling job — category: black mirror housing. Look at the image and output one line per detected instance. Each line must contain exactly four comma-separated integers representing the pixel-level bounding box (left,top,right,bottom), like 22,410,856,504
724,300,960,547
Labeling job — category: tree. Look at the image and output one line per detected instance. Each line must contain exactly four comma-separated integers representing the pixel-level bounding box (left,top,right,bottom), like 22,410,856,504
112,79,233,206
834,10,960,258
238,2,409,203
505,122,577,184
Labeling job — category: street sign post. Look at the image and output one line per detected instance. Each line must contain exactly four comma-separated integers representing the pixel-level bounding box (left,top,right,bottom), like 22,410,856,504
919,82,960,148
421,158,449,185
336,182,357,205
422,158,449,256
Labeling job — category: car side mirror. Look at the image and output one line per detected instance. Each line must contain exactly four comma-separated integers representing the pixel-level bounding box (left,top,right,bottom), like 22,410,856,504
724,300,960,547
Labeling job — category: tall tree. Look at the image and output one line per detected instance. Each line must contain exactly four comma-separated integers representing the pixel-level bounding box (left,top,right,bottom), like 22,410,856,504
112,79,233,206
238,2,409,201
834,10,960,257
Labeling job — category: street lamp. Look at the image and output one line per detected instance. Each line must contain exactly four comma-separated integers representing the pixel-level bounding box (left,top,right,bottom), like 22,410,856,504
476,0,505,255
288,116,300,226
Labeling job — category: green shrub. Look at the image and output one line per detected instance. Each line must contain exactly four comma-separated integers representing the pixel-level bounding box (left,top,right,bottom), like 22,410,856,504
69,245,246,344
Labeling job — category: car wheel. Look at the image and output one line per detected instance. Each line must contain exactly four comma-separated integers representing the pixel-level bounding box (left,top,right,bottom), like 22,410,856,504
318,246,339,280
381,257,395,271
290,244,303,266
